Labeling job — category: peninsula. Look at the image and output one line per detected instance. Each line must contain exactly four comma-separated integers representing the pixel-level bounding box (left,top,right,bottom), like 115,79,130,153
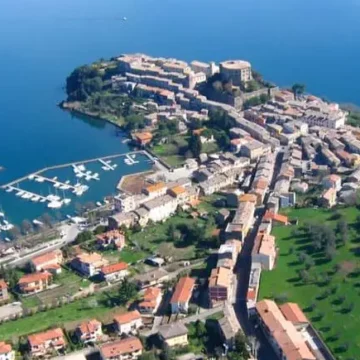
3,53,360,360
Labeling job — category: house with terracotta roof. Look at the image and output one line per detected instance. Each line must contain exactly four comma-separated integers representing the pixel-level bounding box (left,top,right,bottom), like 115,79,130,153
0,279,9,303
71,252,109,277
322,174,341,191
75,319,103,344
138,286,162,314
208,267,232,307
170,277,195,314
263,211,289,225
133,132,153,146
18,272,53,294
142,182,167,198
100,337,143,360
0,341,14,360
28,328,66,357
113,310,143,335
252,233,276,270
158,323,189,348
279,302,309,330
320,187,337,208
256,300,315,360
30,249,63,274
96,230,126,251
167,185,188,203
100,262,129,283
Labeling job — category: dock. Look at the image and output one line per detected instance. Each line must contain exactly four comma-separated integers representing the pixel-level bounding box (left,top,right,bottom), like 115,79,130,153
98,159,115,171
7,186,48,202
36,176,77,191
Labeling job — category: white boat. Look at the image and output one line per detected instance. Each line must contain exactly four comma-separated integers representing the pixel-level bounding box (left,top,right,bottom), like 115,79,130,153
31,196,40,202
59,184,70,190
96,202,102,207
65,180,70,184
131,154,136,159
47,200,63,209
5,187,13,193
104,199,109,204
113,164,118,168
76,173,85,178
78,164,86,172
1,223,14,231
28,174,35,180
52,176,58,181
40,198,47,203
85,175,92,181
35,176,44,183
33,219,43,226
102,166,110,171
22,193,31,199
53,182,61,188
0,212,4,218
63,198,71,205
86,170,92,175
74,188,84,196
4,238,11,242
16,191,24,197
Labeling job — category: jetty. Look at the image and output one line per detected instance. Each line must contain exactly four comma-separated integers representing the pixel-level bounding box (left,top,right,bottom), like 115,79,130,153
36,176,78,191
1,150,152,189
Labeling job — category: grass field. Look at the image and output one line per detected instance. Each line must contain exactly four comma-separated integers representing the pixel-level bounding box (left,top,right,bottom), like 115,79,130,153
259,206,360,359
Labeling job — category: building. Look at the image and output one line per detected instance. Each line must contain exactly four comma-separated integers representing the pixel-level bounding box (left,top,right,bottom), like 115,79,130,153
217,303,241,350
252,233,276,270
108,212,138,229
138,286,162,314
320,188,337,208
208,267,232,306
240,139,266,160
28,328,66,357
75,319,103,344
133,268,169,288
113,310,143,335
96,230,126,250
30,249,63,274
263,211,289,225
256,300,315,360
100,337,143,360
142,195,178,222
219,60,252,85
18,272,52,294
0,342,14,360
170,277,195,314
322,174,341,191
143,182,167,198
158,323,189,348
71,252,108,277
247,263,262,315
0,280,9,303
133,132,153,146
279,302,309,330
225,201,255,240
100,262,129,283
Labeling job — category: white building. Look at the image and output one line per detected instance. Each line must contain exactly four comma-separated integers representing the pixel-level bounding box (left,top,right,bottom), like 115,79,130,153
113,310,143,335
142,195,178,222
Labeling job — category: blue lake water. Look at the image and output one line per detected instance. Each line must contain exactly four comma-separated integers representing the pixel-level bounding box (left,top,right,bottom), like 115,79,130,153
0,0,360,226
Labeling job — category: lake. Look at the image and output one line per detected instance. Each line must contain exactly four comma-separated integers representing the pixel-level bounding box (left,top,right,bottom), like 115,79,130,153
0,0,359,226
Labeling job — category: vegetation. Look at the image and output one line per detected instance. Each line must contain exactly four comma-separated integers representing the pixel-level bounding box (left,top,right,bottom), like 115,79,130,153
291,83,306,99
243,93,269,109
118,278,138,305
259,206,360,359
188,134,202,158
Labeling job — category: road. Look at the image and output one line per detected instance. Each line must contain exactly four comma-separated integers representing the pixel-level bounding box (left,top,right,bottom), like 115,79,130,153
233,150,284,360
0,224,80,268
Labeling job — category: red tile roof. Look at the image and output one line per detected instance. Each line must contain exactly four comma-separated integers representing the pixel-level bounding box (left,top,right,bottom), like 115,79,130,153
0,279,7,290
170,277,195,304
279,303,309,324
77,319,102,335
0,342,12,355
113,310,141,325
19,271,52,285
139,287,161,309
101,262,128,275
31,249,62,267
101,337,143,359
28,328,65,347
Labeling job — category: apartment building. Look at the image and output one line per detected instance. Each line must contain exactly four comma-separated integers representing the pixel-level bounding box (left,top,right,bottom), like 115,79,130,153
71,252,109,277
256,300,315,360
18,272,52,294
100,337,143,360
208,267,232,306
225,201,255,240
30,249,63,274
142,182,167,198
113,310,143,335
320,188,337,208
158,323,189,348
252,233,276,270
322,174,342,191
217,303,241,350
170,277,195,314
75,319,103,344
28,328,66,357
142,194,178,222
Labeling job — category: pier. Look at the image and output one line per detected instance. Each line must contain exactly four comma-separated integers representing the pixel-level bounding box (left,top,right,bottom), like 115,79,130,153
36,176,77,191
7,186,48,202
98,159,115,171
1,150,152,190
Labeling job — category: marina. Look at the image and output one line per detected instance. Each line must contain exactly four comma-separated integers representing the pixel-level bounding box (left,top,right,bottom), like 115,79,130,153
0,151,155,233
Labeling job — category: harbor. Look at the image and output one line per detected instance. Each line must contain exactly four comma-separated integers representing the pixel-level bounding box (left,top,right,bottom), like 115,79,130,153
0,150,155,235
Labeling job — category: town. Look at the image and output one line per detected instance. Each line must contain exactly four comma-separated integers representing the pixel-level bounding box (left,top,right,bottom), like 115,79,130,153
2,53,360,360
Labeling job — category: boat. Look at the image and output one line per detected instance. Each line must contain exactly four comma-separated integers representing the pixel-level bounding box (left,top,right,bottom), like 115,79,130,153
4,238,11,242
76,173,85,178
86,170,92,175
102,166,110,171
16,191,24,197
5,187,13,193
40,198,47,203
52,176,58,181
33,219,43,226
59,184,70,190
96,201,102,207
21,192,30,199
28,174,35,180
63,198,71,205
47,200,63,209
104,199,109,204
131,154,136,159
65,180,70,184
113,164,118,168
78,164,86,172
35,176,44,183
31,196,40,202
85,175,92,181
0,212,4,218
53,182,61,188
1,223,14,231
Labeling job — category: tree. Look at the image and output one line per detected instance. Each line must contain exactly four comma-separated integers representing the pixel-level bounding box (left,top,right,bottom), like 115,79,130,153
228,331,251,360
118,278,137,305
291,83,306,99
325,245,336,260
138,352,158,360
40,213,53,228
21,219,33,235
188,134,202,158
75,230,93,244
299,269,311,284
8,225,21,240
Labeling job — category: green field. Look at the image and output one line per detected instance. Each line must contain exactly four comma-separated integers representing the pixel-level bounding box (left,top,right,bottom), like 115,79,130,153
259,206,360,359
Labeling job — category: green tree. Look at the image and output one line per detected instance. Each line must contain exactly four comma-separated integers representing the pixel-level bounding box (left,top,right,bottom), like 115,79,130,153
291,83,306,99
75,230,93,244
20,219,33,235
228,331,251,360
118,278,137,305
188,134,202,158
